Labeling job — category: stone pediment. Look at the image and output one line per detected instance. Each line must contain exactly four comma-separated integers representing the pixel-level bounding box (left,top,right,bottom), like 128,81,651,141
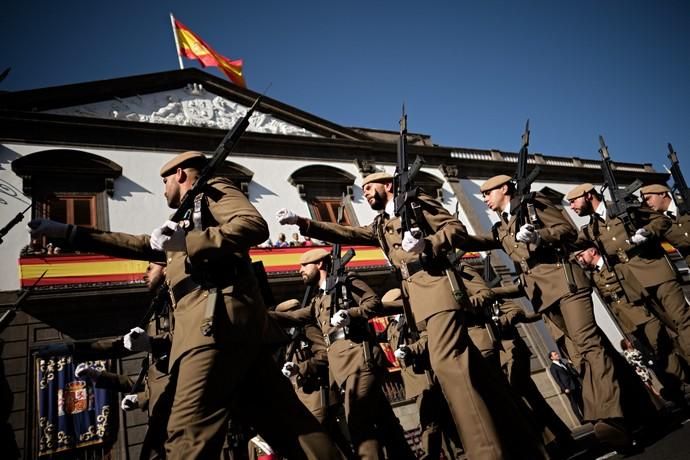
44,83,321,137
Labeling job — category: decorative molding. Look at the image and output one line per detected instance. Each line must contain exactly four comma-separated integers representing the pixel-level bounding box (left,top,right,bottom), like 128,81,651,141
353,159,378,177
45,85,321,137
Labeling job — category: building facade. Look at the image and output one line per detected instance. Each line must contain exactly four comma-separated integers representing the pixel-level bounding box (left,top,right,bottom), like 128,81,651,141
0,69,672,458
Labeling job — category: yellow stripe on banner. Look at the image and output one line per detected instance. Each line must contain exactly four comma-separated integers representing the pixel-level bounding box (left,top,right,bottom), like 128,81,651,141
21,260,149,279
252,248,386,267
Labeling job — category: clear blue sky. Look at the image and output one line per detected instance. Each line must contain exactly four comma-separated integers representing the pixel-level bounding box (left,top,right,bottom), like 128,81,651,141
3,0,690,178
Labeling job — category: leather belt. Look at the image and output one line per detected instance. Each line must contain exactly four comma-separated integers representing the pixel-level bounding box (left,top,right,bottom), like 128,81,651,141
399,259,425,280
324,328,347,347
400,258,450,280
169,278,201,305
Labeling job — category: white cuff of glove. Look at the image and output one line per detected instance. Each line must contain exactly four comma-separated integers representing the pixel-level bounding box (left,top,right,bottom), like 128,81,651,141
123,327,152,352
394,346,408,360
630,227,650,245
402,228,426,254
516,224,540,245
281,362,298,378
150,220,186,252
330,310,351,327
276,208,299,225
121,394,139,411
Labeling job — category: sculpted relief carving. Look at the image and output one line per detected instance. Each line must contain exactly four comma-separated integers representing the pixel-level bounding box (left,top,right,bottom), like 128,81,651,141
46,84,320,137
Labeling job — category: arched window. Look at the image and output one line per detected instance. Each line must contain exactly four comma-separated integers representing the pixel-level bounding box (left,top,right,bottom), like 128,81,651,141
288,165,357,225
12,149,122,230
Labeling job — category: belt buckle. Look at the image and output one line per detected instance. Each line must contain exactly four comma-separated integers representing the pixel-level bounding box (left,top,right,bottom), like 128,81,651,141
400,261,410,280
323,334,331,347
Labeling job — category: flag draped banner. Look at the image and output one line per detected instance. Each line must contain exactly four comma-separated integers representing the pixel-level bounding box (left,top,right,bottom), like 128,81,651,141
36,352,115,456
173,17,246,87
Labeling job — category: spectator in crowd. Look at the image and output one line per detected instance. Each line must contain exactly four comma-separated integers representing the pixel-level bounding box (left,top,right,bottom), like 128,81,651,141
274,233,289,248
549,350,585,423
621,339,661,398
302,236,314,247
290,233,303,247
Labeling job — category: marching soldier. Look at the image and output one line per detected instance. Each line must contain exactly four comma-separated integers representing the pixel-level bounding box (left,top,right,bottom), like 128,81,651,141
640,183,690,267
275,298,351,457
566,183,690,362
270,249,414,460
462,174,633,450
30,151,340,460
75,261,172,459
382,288,461,460
573,243,689,404
277,172,546,460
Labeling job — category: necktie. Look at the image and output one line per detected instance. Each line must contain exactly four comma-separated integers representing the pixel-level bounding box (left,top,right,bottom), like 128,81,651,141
502,212,510,224
667,210,676,220
591,213,601,237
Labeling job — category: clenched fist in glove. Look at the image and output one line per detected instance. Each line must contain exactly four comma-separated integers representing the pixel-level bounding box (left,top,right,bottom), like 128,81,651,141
330,309,351,327
150,220,186,252
281,362,299,378
402,228,425,254
516,224,540,246
630,228,650,245
75,362,102,380
121,394,139,411
276,208,299,225
123,327,152,352
28,219,71,239
394,345,411,365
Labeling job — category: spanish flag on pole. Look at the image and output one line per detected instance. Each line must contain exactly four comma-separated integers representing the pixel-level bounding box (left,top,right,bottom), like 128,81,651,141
170,14,246,88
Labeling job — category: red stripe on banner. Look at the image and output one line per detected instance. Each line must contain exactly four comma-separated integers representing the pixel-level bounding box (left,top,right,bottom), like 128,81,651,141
22,274,144,287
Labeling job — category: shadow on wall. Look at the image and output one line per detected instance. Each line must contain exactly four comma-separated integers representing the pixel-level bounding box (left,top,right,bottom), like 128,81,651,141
247,180,279,202
110,176,152,201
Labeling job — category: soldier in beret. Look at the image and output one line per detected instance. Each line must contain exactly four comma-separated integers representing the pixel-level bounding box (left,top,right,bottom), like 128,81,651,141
463,174,633,451
640,183,690,267
566,182,690,363
29,151,340,460
270,249,414,459
573,244,689,405
382,289,461,460
277,172,546,460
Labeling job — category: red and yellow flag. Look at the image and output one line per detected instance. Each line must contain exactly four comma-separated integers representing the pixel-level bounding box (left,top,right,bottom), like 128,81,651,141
173,18,246,87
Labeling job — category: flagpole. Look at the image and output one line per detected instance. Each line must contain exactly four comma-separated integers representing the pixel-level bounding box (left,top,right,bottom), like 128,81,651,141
170,12,184,70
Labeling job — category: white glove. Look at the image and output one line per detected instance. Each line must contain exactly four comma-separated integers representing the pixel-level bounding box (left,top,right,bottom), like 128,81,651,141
516,224,540,246
123,327,152,352
276,208,299,225
330,309,351,327
281,361,298,378
394,346,409,361
630,227,650,245
150,220,186,252
28,219,70,239
121,394,139,411
75,363,102,380
401,228,425,254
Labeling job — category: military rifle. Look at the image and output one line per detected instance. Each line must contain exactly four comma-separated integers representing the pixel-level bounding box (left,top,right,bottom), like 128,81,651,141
284,285,314,363
513,120,541,232
326,196,355,313
168,94,263,227
598,135,643,236
0,203,31,246
667,143,690,216
0,269,47,333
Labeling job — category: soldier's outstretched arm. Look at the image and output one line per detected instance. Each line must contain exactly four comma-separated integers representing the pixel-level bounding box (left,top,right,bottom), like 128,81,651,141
277,208,378,246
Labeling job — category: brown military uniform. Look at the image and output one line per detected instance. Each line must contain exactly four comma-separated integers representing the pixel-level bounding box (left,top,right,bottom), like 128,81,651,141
496,300,574,446
463,193,627,424
71,177,339,460
662,212,690,266
592,266,688,399
298,192,546,460
272,274,414,460
577,205,690,360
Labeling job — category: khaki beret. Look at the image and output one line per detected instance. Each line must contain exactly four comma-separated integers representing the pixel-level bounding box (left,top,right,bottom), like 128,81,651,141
381,288,403,309
299,248,330,265
479,175,512,193
159,151,207,177
640,184,670,195
275,299,301,313
362,171,393,186
565,183,595,201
